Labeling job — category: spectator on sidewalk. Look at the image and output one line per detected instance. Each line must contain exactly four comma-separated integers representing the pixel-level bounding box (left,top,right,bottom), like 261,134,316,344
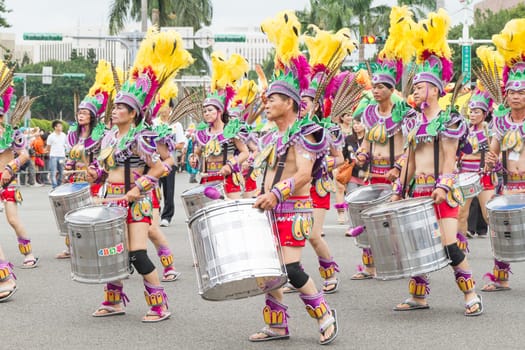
46,120,67,189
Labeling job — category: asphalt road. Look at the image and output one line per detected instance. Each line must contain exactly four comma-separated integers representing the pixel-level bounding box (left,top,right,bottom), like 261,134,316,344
2,173,524,350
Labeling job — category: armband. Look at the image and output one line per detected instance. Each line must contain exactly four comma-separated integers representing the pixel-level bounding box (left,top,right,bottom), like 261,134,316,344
326,156,336,173
392,178,403,196
493,160,503,173
135,175,159,194
271,178,296,203
436,173,455,193
88,160,106,184
226,158,241,173
393,154,407,171
161,162,172,178
5,158,21,176
355,146,369,161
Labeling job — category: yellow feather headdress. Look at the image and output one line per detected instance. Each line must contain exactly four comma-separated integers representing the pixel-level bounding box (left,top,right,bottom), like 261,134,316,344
492,18,525,92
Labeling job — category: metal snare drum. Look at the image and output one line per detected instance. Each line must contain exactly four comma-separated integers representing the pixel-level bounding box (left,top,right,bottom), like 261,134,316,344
49,182,93,236
345,184,392,248
188,199,287,301
65,205,130,284
486,194,525,262
456,173,482,199
361,197,449,280
181,181,225,218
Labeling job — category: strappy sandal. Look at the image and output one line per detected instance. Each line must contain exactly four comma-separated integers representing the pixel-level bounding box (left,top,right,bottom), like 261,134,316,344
481,282,511,292
319,309,338,345
142,307,171,323
351,271,374,280
20,257,39,269
393,299,429,311
464,294,483,317
249,327,290,342
162,270,181,283
92,304,126,317
0,284,17,303
322,278,339,294
55,251,71,259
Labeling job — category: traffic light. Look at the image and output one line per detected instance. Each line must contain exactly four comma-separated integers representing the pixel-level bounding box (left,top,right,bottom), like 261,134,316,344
23,33,63,41
62,73,86,79
361,35,386,44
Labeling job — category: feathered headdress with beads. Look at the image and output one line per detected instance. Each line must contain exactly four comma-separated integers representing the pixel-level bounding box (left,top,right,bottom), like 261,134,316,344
492,18,525,92
261,10,310,105
78,60,116,119
203,52,249,114
412,8,453,97
114,27,194,118
373,6,416,87
471,45,503,110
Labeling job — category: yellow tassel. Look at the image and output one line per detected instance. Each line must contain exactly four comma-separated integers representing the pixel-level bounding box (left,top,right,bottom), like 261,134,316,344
303,25,356,69
156,78,179,103
211,52,249,91
379,6,416,63
88,60,115,96
232,79,258,107
492,18,525,66
413,8,452,63
261,10,301,65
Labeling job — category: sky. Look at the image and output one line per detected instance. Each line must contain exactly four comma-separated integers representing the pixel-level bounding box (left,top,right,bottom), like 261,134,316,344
3,0,476,40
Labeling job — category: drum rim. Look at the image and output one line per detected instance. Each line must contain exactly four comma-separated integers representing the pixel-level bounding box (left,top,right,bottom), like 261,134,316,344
345,184,392,204
486,194,525,211
48,182,90,197
65,204,128,224
361,197,434,218
181,181,224,197
188,198,259,225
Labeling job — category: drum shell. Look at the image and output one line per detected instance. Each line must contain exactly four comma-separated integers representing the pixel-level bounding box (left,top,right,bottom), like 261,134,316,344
49,182,93,236
65,205,130,284
457,173,482,199
181,181,225,218
361,198,449,280
188,199,287,301
345,184,392,248
487,194,525,262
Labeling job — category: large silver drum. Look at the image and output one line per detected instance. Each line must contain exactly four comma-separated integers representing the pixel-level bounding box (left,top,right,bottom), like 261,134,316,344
345,184,392,248
486,194,525,262
49,182,93,236
361,197,449,280
456,172,482,199
65,205,130,284
188,199,287,301
181,181,225,218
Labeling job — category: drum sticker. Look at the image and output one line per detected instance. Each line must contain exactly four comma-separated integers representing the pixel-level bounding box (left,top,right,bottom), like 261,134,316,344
98,243,125,257
433,222,441,238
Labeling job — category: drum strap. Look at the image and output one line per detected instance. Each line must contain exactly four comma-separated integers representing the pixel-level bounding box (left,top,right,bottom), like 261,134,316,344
502,150,508,185
389,137,395,168
260,149,289,195
479,146,486,170
401,147,411,198
124,159,131,192
434,138,439,181
222,143,228,165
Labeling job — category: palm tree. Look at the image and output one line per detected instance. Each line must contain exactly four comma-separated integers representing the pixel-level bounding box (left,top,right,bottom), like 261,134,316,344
298,0,353,31
397,0,437,21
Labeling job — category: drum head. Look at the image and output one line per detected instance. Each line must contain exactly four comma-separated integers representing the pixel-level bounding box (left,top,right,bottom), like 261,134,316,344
458,172,479,184
65,205,127,225
345,184,392,204
49,182,89,197
362,197,433,218
182,181,223,197
487,194,525,211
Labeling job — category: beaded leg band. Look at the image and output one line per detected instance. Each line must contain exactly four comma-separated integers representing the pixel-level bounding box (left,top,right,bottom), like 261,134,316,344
362,248,374,268
484,259,511,283
318,257,339,280
17,238,32,256
456,233,469,253
102,282,129,307
0,260,16,282
334,202,348,213
300,291,331,320
408,275,430,298
263,294,289,331
454,267,475,294
143,281,170,321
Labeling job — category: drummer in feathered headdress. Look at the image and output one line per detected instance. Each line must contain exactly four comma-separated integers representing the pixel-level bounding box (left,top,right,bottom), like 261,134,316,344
87,27,192,323
0,60,39,298
189,51,250,198
298,24,358,295
392,9,483,317
480,18,525,293
456,46,501,246
249,10,337,346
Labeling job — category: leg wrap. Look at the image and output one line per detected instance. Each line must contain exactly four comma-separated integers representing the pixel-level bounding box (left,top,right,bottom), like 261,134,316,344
157,245,174,268
263,294,289,330
453,267,475,294
286,262,309,289
318,257,340,280
445,243,466,267
129,250,155,275
65,235,70,248
0,260,16,282
361,248,374,267
300,291,330,320
17,238,32,256
102,282,129,306
408,275,430,298
144,281,169,316
456,232,469,253
484,259,512,283
334,202,348,213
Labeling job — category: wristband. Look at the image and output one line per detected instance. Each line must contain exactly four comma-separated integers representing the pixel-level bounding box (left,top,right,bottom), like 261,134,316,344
326,156,336,173
161,162,172,178
135,175,159,194
5,158,21,175
227,158,241,173
392,178,403,196
436,173,455,193
270,178,295,203
393,154,407,171
355,146,369,161
88,160,106,184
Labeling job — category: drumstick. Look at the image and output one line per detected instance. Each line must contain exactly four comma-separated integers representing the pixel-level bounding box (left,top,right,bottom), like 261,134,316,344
98,197,127,203
63,169,88,175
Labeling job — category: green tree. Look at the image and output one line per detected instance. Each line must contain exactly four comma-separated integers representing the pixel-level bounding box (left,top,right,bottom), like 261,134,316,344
449,3,525,82
0,0,10,28
397,0,437,21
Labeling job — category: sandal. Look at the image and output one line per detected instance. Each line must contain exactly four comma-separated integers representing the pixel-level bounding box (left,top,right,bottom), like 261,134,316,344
162,270,181,283
481,282,511,292
55,251,71,259
92,304,126,317
464,294,483,317
322,278,339,294
319,309,338,345
20,257,39,269
249,327,290,342
351,271,373,280
393,298,429,311
142,308,171,323
0,284,17,303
